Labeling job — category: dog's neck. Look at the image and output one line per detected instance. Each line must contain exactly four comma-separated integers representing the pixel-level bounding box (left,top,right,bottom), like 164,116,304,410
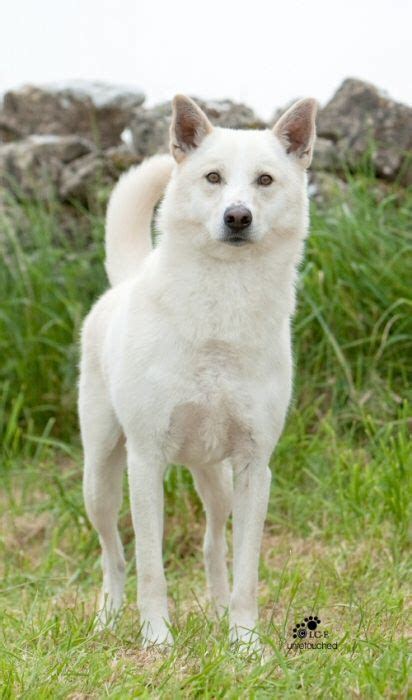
146,228,303,345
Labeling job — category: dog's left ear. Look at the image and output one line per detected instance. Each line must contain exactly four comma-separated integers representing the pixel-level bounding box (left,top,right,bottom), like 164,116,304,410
170,95,213,162
273,98,318,168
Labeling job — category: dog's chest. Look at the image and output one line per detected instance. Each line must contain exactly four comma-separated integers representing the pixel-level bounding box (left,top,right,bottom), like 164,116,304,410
164,340,253,466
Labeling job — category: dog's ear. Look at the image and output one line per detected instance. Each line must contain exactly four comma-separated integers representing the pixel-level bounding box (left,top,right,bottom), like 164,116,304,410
273,98,318,168
170,95,213,162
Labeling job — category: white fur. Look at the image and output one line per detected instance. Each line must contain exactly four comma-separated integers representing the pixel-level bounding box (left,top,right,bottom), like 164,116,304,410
79,97,317,648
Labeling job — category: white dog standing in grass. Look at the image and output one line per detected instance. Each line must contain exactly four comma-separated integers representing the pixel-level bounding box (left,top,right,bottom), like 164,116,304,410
78,95,317,648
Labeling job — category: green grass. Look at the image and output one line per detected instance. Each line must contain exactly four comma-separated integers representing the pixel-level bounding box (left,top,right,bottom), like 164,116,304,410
0,177,411,697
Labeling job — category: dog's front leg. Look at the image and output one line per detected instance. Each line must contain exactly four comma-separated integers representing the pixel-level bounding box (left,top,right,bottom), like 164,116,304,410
127,445,171,647
230,459,271,649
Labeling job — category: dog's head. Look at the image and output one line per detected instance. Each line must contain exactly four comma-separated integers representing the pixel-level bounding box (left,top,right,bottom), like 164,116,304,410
160,94,318,258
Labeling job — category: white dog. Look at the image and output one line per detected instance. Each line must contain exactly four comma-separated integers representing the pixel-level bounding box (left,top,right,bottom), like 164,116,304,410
78,94,317,648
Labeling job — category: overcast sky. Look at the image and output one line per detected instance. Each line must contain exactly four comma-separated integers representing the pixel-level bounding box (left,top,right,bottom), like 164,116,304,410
1,0,411,119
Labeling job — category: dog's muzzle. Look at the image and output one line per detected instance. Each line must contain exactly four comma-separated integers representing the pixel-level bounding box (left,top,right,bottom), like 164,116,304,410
222,205,253,246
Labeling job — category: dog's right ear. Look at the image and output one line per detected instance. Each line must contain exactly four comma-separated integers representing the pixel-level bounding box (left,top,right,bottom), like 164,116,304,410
170,95,213,162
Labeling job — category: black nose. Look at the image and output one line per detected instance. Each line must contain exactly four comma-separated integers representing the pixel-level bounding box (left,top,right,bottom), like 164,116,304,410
224,205,252,231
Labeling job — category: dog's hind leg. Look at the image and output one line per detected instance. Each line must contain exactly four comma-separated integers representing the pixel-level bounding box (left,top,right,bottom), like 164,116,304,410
191,461,233,614
80,371,126,627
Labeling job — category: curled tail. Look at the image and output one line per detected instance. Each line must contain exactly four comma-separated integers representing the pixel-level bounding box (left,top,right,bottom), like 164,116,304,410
105,154,174,286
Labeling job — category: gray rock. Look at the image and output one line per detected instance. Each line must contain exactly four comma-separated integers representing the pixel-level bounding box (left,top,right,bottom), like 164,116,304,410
60,145,142,204
0,114,22,143
1,81,145,148
308,171,348,204
312,137,342,172
59,153,107,203
198,98,266,129
0,135,94,199
317,78,412,183
130,98,266,158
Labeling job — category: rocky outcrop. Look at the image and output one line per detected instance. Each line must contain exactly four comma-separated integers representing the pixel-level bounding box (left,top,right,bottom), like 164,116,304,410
0,81,145,148
0,78,411,205
0,135,94,199
59,145,142,204
314,78,412,184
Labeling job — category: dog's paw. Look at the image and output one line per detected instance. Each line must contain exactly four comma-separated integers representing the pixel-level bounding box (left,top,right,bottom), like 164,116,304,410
94,606,120,632
229,625,262,655
141,618,173,649
213,598,230,619
94,591,123,631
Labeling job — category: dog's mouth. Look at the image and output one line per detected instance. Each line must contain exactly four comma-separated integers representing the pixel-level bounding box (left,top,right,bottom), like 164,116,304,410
221,231,252,246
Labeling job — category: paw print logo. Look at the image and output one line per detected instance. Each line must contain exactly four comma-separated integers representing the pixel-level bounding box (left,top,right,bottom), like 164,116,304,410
304,615,321,630
292,622,307,639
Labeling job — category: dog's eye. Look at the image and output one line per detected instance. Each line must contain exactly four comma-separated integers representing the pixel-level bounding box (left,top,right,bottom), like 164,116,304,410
206,171,221,184
257,174,273,186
